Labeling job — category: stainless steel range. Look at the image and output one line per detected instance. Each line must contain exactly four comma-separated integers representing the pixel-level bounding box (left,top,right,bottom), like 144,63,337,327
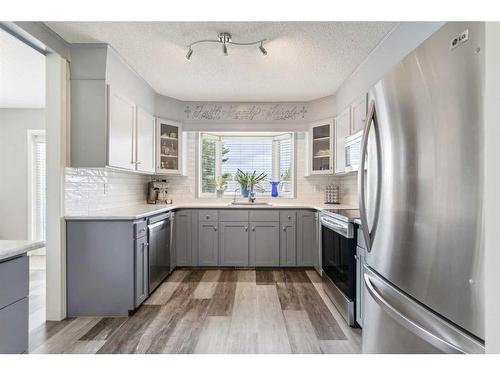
320,208,360,327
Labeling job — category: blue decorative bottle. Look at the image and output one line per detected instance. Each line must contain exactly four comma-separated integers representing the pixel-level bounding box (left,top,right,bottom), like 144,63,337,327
270,181,280,198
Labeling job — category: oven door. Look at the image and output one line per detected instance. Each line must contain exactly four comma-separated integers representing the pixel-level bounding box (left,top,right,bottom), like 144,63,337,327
321,215,356,326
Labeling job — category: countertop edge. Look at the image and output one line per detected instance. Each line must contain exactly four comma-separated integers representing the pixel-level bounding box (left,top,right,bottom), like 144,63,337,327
0,240,45,262
65,203,358,220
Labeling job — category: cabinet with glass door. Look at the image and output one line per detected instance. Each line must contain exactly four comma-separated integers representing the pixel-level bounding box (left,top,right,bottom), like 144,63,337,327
156,118,183,175
308,119,334,175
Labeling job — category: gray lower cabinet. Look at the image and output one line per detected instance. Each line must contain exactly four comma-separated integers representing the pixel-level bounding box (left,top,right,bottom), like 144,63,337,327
220,222,249,266
249,221,280,267
198,221,219,266
297,211,316,267
0,255,29,354
134,235,149,307
67,219,148,316
280,221,297,266
175,210,192,266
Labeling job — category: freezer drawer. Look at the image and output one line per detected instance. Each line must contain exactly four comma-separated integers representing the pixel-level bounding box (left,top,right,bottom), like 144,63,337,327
362,266,484,354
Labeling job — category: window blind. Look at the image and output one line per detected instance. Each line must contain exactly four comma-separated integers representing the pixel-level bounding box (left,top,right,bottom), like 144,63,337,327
34,135,46,240
222,138,273,194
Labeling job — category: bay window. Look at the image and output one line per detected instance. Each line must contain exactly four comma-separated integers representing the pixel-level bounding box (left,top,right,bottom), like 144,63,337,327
198,132,294,198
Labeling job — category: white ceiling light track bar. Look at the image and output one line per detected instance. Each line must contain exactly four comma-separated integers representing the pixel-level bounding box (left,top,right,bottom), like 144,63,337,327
186,32,267,60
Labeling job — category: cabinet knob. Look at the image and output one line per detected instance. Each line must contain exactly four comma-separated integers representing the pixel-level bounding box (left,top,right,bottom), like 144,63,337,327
287,215,291,220
244,226,248,231
283,226,286,231
214,226,218,231
252,226,255,231
206,215,210,219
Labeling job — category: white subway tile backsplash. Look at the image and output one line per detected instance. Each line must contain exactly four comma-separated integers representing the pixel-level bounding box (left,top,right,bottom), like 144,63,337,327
64,168,150,215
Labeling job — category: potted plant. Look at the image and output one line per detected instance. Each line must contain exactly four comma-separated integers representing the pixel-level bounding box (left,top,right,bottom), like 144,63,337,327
213,173,232,198
235,169,267,197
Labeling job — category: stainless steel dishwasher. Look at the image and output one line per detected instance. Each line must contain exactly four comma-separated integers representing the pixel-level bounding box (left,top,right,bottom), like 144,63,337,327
147,212,171,293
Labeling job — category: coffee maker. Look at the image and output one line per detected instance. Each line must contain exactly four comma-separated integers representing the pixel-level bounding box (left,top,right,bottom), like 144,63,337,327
147,180,169,204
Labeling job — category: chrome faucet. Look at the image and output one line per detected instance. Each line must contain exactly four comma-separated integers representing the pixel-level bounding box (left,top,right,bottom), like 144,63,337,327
233,187,241,204
248,185,264,203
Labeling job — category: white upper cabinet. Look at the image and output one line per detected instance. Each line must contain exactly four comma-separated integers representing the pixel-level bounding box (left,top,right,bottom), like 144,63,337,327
136,108,156,173
108,88,136,170
156,118,183,175
334,106,351,174
307,119,334,175
351,93,367,134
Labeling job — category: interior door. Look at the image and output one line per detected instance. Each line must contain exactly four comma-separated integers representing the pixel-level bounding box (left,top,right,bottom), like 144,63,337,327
108,88,136,170
136,107,155,173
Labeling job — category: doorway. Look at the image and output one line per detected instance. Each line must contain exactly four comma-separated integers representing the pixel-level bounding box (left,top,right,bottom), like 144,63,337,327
0,27,46,333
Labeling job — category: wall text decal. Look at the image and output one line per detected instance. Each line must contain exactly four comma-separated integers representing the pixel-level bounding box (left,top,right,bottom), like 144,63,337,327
183,103,308,122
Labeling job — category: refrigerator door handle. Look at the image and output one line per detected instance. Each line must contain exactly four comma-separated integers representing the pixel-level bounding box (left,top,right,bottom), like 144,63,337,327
364,269,484,354
358,100,381,253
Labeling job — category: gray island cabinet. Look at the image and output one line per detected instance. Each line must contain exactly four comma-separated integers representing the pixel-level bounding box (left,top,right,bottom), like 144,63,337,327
0,255,29,353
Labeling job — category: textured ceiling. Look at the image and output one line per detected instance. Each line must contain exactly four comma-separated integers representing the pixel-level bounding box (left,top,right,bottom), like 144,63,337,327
0,29,45,108
45,22,396,102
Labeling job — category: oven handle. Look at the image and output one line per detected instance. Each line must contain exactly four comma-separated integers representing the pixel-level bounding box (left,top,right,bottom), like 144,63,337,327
320,216,350,237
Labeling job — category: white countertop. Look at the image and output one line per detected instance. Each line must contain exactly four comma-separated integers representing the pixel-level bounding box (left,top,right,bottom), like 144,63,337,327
0,240,45,262
65,202,358,220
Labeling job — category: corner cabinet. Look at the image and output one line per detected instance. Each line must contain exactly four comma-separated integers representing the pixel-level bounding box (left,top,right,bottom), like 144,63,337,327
156,118,184,175
307,119,334,175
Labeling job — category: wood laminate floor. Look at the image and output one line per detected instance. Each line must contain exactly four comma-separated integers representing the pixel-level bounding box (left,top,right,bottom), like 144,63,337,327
29,269,361,354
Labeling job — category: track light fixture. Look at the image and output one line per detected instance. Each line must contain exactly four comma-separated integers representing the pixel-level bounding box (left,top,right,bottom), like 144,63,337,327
186,32,267,60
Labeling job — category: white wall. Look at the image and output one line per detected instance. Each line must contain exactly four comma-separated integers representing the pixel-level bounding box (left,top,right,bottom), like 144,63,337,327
484,22,500,354
0,108,45,240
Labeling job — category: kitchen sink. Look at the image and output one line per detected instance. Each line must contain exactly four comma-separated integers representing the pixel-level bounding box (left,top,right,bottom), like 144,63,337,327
228,202,272,206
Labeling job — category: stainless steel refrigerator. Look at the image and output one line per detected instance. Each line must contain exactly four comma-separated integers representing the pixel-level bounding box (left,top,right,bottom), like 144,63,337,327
359,22,485,354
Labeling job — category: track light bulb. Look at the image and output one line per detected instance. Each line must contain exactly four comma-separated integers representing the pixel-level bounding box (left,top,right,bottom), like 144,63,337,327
259,42,267,56
186,47,193,60
223,43,228,56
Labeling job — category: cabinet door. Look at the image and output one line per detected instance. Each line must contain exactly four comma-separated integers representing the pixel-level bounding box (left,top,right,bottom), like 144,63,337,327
175,210,192,266
136,107,155,173
108,88,136,170
280,222,297,266
198,222,219,266
157,118,182,175
134,236,148,308
297,211,315,267
351,94,367,134
219,222,249,266
309,120,333,175
249,222,279,267
334,107,351,174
